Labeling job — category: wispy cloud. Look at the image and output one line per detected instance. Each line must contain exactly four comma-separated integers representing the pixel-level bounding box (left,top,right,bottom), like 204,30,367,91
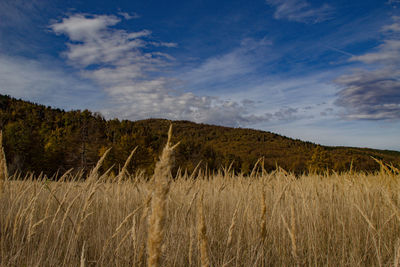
179,37,272,90
117,11,140,20
0,0,51,53
334,17,400,120
0,0,42,28
0,54,100,110
265,0,334,24
50,13,271,127
387,0,400,8
268,107,300,121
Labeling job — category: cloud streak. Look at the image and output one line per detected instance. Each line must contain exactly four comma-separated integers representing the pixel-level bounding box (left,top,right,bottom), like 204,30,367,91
179,37,272,91
265,0,334,24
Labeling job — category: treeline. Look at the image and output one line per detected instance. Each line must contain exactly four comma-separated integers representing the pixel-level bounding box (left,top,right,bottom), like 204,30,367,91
0,94,399,177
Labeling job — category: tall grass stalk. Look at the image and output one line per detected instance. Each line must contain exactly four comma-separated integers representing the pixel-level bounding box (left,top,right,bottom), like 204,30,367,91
147,124,179,267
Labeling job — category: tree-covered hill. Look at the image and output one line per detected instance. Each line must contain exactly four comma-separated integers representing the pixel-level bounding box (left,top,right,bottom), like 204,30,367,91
0,94,399,177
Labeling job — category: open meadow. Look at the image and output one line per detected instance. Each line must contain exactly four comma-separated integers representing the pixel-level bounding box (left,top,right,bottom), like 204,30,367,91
1,2,399,266
1,130,400,267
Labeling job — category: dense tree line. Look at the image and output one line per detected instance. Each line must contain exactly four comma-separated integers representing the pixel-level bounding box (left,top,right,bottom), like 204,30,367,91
0,94,399,178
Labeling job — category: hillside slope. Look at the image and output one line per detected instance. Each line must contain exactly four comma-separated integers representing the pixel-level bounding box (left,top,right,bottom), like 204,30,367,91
0,94,399,176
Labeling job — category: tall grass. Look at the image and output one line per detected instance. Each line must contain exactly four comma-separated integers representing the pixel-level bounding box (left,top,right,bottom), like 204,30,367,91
0,131,400,266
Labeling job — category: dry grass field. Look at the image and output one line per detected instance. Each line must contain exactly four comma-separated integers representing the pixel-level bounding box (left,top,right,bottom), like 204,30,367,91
1,128,400,266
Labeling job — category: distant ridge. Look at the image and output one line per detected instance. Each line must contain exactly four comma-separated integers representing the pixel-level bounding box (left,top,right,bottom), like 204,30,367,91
0,94,399,176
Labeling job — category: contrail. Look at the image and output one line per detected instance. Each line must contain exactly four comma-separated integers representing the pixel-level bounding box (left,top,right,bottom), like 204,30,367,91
325,45,355,57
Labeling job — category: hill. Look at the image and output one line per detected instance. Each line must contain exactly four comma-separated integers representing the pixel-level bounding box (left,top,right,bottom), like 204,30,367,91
0,94,399,177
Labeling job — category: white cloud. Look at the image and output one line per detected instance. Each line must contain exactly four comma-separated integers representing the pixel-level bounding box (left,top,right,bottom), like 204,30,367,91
383,24,400,32
334,18,400,120
50,13,270,127
51,14,121,41
349,40,400,66
265,0,334,24
50,15,152,67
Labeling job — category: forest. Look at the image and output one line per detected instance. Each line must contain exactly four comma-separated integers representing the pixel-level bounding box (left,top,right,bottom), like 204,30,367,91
0,94,399,177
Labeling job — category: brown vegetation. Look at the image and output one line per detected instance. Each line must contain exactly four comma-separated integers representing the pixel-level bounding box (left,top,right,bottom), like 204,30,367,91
1,94,400,177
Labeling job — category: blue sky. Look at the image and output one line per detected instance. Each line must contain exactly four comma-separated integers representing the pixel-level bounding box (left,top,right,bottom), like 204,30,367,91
0,0,399,150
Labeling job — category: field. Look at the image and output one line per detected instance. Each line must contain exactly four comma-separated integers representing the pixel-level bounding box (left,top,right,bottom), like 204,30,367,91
1,131,400,266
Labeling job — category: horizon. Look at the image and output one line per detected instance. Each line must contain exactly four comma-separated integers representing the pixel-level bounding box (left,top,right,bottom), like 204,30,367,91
0,0,399,151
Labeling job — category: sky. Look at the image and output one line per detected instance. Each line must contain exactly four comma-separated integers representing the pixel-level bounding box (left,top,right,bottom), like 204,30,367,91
0,0,399,151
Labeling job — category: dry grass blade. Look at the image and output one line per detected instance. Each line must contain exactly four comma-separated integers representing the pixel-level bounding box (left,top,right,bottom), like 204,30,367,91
270,181,291,220
354,203,382,266
117,146,138,184
80,241,86,267
113,204,146,239
290,201,298,263
87,147,112,183
0,130,8,192
197,193,210,267
260,188,267,242
185,189,200,218
227,200,240,247
384,193,400,223
281,214,298,263
394,239,400,267
371,157,393,176
43,181,78,235
189,161,203,181
250,158,262,178
354,204,377,233
188,226,194,266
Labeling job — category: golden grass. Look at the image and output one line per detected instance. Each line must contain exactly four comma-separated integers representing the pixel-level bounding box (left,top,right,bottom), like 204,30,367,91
147,125,178,267
0,133,400,266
